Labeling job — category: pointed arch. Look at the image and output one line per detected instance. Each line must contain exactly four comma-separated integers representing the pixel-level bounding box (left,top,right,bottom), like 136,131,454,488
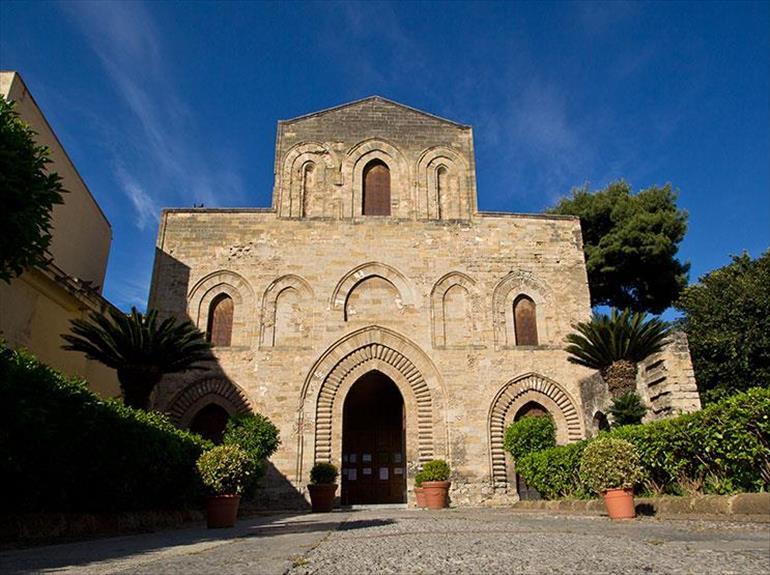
330,262,416,320
276,141,337,218
260,274,314,348
492,270,551,348
416,145,473,220
341,138,409,218
488,373,583,493
165,376,252,428
297,326,448,484
430,271,478,348
187,270,255,348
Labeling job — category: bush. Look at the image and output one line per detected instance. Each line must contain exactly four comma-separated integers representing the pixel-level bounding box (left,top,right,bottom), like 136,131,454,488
223,412,280,487
197,445,256,495
503,415,556,460
0,343,212,513
414,470,426,487
579,438,644,493
420,459,450,482
517,388,770,498
608,392,647,427
516,442,590,499
310,462,338,484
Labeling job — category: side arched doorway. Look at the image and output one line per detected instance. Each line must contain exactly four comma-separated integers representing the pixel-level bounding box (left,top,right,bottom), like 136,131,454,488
341,371,406,505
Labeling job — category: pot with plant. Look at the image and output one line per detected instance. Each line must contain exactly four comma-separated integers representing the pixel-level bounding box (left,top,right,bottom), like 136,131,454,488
413,470,427,508
197,444,256,528
308,462,338,512
579,437,645,520
420,459,451,509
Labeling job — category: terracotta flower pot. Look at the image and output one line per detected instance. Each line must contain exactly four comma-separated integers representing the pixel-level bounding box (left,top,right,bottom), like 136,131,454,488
414,487,427,508
602,487,636,520
308,483,337,512
206,494,241,528
422,480,451,509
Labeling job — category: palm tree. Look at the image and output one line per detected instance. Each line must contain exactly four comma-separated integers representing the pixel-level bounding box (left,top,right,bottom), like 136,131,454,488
565,308,670,398
62,307,214,410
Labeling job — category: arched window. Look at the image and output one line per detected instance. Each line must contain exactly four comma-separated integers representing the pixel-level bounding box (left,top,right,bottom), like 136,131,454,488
514,401,548,421
362,160,390,215
436,165,448,219
207,294,234,347
513,295,538,346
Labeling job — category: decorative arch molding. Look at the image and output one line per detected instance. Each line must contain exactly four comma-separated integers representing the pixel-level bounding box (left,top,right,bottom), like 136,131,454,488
416,146,472,220
166,377,252,428
260,274,314,348
492,270,552,348
297,326,448,482
187,270,255,347
277,142,338,218
330,262,416,319
488,373,583,492
430,271,478,348
341,138,409,218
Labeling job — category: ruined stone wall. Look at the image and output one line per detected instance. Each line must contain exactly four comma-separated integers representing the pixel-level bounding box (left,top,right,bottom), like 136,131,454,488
149,209,594,506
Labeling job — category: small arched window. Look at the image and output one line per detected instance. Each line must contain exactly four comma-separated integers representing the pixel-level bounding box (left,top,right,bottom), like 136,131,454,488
207,294,234,347
514,401,548,421
362,160,390,215
513,295,538,346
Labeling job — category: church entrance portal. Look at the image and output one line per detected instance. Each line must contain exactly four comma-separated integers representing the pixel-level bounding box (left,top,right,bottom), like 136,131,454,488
341,371,406,505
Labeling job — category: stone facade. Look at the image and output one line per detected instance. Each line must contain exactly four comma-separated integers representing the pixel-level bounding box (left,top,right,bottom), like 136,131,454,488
148,97,698,507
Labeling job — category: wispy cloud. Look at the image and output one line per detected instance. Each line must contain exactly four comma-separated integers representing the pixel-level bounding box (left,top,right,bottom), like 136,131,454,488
61,0,244,227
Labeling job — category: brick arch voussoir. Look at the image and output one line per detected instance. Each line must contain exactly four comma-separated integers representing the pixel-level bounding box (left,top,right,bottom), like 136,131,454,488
330,262,415,313
488,373,583,492
166,377,252,427
313,343,435,465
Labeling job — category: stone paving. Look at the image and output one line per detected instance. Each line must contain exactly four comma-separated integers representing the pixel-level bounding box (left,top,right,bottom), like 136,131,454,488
2,508,768,574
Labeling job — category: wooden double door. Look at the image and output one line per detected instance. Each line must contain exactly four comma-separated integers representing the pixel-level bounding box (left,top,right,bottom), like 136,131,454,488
341,371,406,505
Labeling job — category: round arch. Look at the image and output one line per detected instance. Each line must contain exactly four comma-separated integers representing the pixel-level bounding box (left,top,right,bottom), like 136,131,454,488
165,377,253,428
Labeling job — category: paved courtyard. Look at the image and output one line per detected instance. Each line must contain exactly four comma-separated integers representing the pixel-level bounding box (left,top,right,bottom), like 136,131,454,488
2,508,768,574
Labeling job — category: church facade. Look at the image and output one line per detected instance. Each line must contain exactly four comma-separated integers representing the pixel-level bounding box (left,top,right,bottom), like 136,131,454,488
148,97,699,507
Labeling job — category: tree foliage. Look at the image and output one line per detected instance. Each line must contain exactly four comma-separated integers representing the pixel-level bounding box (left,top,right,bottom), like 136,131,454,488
608,392,647,427
62,307,214,410
549,181,689,313
0,97,65,282
565,308,670,397
676,250,770,404
503,415,556,460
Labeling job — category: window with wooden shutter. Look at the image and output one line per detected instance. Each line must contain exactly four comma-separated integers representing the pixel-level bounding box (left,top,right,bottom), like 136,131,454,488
207,294,234,347
513,295,538,346
362,160,391,215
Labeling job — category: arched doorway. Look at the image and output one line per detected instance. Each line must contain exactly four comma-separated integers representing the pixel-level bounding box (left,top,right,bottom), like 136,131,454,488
341,371,406,505
189,403,230,444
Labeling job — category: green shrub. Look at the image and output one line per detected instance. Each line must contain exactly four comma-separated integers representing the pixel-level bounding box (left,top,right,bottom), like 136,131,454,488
420,459,450,482
516,441,590,499
310,462,338,484
516,387,770,498
223,412,280,461
414,470,426,488
503,415,556,460
0,343,212,513
608,392,647,427
196,445,256,495
579,438,645,493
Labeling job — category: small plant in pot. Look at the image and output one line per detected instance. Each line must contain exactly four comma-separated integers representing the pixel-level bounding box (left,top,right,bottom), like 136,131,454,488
197,444,256,528
579,437,645,520
308,462,338,512
420,459,451,509
413,470,427,508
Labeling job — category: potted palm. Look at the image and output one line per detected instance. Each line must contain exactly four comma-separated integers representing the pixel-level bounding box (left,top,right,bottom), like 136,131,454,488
308,462,338,512
579,437,644,520
413,470,427,508
420,459,451,509
197,444,256,528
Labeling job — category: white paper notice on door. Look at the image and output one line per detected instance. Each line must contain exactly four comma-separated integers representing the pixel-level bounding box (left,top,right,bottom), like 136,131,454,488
394,467,404,475
348,468,357,481
379,467,389,480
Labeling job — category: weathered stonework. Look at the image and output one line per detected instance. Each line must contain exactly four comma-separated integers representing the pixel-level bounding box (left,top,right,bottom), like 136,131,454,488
148,97,699,507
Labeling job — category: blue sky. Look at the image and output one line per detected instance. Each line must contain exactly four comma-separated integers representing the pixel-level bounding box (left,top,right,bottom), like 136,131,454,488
1,1,768,313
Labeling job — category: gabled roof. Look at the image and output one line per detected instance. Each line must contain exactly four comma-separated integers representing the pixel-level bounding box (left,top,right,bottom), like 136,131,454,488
280,95,470,128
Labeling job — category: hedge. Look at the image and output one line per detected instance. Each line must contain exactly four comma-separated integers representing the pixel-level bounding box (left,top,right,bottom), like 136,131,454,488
517,387,770,499
0,343,212,513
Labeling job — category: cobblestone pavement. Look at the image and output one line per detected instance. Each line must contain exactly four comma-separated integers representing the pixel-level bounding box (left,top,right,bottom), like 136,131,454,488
2,509,768,574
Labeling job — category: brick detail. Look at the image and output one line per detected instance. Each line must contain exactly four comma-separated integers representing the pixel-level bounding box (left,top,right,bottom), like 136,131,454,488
165,377,252,426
